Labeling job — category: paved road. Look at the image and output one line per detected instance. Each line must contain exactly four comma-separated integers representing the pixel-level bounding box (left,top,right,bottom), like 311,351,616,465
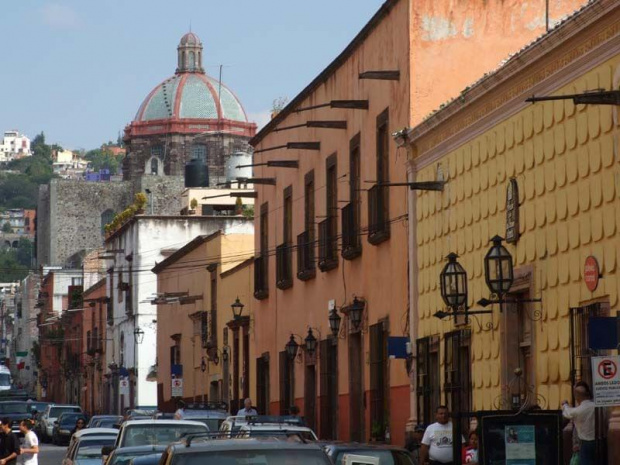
39,443,66,465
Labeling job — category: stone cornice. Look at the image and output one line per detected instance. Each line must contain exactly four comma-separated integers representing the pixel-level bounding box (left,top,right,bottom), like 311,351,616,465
409,0,620,167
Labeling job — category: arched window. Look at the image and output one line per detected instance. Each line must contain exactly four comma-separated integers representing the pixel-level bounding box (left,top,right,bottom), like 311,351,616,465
151,158,159,175
101,209,114,235
188,52,196,70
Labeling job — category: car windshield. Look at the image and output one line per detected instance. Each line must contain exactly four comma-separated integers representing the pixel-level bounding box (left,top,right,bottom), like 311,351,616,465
76,439,116,459
50,407,81,418
186,418,224,431
172,450,330,465
29,402,48,413
0,403,28,414
59,414,84,427
335,450,414,465
99,419,121,428
0,374,11,387
122,424,208,446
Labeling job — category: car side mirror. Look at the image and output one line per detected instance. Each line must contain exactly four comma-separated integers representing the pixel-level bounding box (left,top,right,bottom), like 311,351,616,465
101,446,113,456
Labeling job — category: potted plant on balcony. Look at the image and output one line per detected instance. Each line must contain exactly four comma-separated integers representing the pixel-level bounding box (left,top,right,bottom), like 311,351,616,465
134,192,147,214
189,198,198,215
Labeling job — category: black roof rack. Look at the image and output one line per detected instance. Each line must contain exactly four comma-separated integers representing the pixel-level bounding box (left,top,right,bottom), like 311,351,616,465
185,402,228,411
182,430,309,447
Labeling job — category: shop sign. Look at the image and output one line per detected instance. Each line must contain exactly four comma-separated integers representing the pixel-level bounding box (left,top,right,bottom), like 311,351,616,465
592,355,620,406
171,377,183,397
584,256,600,292
506,178,520,243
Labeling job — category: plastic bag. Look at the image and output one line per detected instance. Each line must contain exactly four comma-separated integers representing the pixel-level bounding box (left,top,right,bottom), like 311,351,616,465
570,452,580,465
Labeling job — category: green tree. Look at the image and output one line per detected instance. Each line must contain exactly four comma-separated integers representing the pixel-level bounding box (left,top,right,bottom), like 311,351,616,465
16,238,33,267
84,149,120,174
2,222,12,233
0,249,28,282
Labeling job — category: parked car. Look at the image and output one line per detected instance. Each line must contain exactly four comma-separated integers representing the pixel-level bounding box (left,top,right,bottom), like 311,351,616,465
87,416,123,429
181,403,228,431
27,401,50,416
62,435,116,465
67,428,118,452
160,437,332,465
52,412,89,445
128,453,163,465
112,420,209,449
104,445,167,465
0,401,38,435
322,443,416,465
40,404,83,442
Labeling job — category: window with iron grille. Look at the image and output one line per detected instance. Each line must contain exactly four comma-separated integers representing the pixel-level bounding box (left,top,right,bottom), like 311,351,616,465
192,144,207,162
416,336,440,426
254,203,269,299
570,301,609,389
279,350,294,415
170,342,181,367
277,186,293,290
298,171,316,280
444,330,472,425
201,311,209,349
369,321,388,441
343,134,362,260
319,338,338,439
368,109,390,245
210,269,218,348
319,155,338,272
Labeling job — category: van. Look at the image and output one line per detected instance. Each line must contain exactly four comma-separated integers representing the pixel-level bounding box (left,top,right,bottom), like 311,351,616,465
0,365,12,391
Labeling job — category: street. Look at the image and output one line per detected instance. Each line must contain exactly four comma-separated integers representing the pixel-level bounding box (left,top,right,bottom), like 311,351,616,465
39,443,66,465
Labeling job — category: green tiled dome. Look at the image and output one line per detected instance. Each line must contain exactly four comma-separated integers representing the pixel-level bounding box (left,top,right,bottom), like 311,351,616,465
135,73,248,123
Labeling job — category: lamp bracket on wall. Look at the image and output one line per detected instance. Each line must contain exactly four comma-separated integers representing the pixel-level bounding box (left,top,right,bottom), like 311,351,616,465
235,177,276,186
294,100,369,113
526,88,620,106
202,192,258,200
253,142,320,154
236,161,299,169
366,181,446,191
359,70,400,81
477,297,542,308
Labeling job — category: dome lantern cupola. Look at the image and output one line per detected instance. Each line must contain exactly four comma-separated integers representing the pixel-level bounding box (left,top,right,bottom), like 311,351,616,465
176,32,204,74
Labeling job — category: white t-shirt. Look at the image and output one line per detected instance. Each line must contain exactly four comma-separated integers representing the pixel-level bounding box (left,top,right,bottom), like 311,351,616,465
237,407,258,416
20,431,38,465
422,421,454,464
174,408,185,420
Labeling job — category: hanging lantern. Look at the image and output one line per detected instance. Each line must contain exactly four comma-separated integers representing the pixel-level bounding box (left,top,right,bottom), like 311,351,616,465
231,297,245,319
349,298,365,330
304,328,318,357
285,334,299,361
328,309,341,338
440,253,468,310
484,236,514,296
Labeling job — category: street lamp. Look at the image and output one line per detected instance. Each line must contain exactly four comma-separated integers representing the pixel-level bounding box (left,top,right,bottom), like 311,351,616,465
440,253,468,310
133,327,145,344
200,357,207,373
484,235,514,296
348,297,365,330
328,309,341,338
285,334,299,361
231,297,245,319
304,328,318,357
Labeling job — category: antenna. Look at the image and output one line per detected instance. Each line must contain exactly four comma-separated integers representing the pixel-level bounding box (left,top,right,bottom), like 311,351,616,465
189,20,192,32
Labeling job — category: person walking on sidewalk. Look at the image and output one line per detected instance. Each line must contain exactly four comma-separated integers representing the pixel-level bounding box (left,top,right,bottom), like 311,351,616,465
18,421,38,465
563,382,596,465
0,419,20,465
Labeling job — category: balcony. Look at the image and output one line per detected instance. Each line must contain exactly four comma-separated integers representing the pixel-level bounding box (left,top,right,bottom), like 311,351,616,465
367,184,390,245
318,217,338,272
276,243,293,290
341,203,361,260
254,255,269,300
297,231,315,281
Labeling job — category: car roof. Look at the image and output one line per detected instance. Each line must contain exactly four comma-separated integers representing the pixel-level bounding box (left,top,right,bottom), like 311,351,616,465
76,436,117,444
123,420,207,427
91,415,121,419
321,442,409,452
113,445,168,454
170,438,326,453
240,425,313,432
74,428,118,437
183,411,227,419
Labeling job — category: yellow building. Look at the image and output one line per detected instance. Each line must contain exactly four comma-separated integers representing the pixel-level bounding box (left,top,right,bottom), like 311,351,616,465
405,0,620,459
153,231,255,412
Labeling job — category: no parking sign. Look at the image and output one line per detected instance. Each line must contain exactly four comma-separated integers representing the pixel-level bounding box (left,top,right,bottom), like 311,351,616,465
592,356,620,406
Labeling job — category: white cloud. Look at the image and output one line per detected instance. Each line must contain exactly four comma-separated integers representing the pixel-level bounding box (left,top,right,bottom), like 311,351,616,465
247,110,272,130
40,3,81,29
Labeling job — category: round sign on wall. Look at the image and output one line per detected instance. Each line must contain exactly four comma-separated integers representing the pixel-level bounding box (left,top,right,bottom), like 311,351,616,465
584,256,600,292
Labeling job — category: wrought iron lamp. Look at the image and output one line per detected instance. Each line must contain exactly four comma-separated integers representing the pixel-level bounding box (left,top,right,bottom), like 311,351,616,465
328,309,341,338
304,328,318,357
285,334,300,361
133,327,145,344
484,236,514,296
440,253,468,310
348,297,365,330
231,297,245,319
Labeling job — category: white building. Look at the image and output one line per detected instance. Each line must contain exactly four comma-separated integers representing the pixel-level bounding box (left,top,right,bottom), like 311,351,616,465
104,214,253,413
0,131,31,161
12,273,40,393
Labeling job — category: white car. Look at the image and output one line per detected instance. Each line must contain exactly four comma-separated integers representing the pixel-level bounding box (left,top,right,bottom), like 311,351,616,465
66,428,118,452
237,423,318,441
40,404,82,442
62,434,117,465
114,420,209,448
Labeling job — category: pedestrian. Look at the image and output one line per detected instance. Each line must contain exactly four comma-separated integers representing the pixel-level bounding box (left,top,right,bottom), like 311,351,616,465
0,419,20,465
461,431,478,464
173,400,186,420
405,424,426,464
70,418,86,436
18,420,38,465
420,406,461,465
236,398,258,417
562,382,595,465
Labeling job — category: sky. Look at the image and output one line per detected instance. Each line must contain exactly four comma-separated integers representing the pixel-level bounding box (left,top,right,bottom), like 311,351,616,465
0,0,384,150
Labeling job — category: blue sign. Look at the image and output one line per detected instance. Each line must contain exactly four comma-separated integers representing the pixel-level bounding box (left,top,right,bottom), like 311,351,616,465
387,337,409,359
171,364,183,377
588,317,618,350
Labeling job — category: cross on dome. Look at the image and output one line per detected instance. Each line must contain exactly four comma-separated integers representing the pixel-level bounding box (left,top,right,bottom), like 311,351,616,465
177,32,204,74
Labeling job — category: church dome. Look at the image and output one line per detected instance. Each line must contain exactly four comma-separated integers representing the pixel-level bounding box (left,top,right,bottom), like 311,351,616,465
180,32,200,46
134,73,249,123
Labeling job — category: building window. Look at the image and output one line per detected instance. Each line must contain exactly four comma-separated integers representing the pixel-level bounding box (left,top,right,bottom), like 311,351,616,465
192,145,207,163
277,186,293,290
570,301,609,389
368,108,390,244
319,154,338,272
256,355,270,415
319,338,338,439
279,350,294,415
343,133,361,259
150,158,159,175
369,321,388,441
416,336,440,426
120,332,125,367
151,146,163,159
297,171,315,280
201,311,209,349
209,268,217,348
170,339,181,367
444,330,472,431
254,203,269,299
188,51,196,70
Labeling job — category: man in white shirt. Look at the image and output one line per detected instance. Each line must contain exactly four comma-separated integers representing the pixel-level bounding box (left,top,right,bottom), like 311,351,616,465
18,420,38,465
420,406,457,465
237,398,258,417
562,382,596,465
